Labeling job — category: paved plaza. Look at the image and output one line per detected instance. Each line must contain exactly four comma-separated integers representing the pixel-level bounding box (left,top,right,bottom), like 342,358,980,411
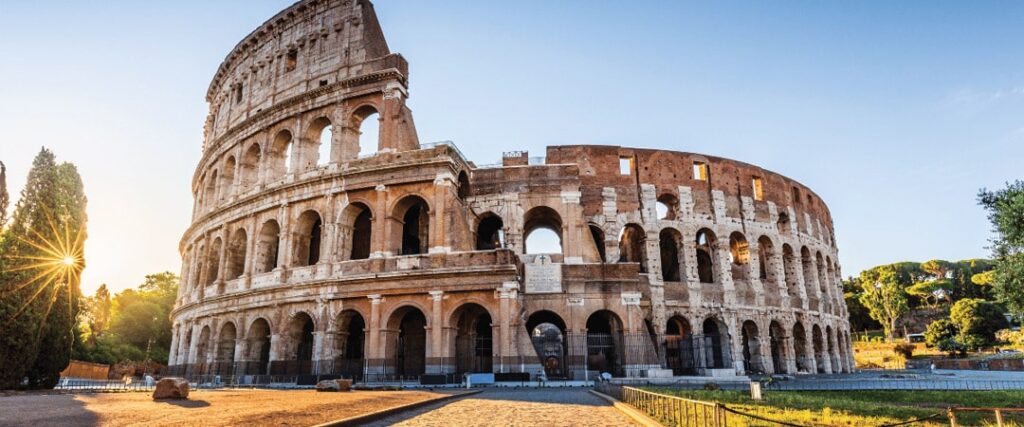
364,388,638,426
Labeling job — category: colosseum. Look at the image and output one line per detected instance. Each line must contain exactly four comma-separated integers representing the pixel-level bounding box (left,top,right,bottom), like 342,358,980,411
168,0,853,384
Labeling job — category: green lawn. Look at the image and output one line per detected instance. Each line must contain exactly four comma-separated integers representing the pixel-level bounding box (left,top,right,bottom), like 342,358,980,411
642,388,1024,426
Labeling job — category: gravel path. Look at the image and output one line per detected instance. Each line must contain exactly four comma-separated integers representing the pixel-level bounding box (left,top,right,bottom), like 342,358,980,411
364,388,637,426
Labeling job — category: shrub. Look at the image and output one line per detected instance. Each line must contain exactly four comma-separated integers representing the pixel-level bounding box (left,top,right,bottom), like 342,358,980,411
924,319,957,348
996,328,1024,346
892,343,915,359
938,338,967,358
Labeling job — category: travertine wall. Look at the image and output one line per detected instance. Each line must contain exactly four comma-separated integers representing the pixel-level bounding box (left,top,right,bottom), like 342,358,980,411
169,0,852,380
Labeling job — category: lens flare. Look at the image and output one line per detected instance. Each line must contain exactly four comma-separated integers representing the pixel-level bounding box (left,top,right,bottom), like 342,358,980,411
3,212,85,325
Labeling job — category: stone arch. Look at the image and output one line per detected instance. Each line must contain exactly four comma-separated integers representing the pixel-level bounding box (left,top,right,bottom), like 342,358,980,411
457,171,470,200
292,210,323,267
816,251,829,312
665,315,695,375
525,310,568,379
793,320,811,373
695,228,718,284
659,228,683,282
334,309,366,379
769,320,788,374
240,142,262,190
657,193,679,220
206,237,223,287
618,223,646,272
340,202,373,260
588,223,606,262
216,321,237,374
196,325,213,365
523,206,563,254
255,219,281,273
450,303,494,375
800,246,817,306
268,129,294,178
782,244,801,305
352,104,380,156
475,212,504,250
392,195,430,255
221,156,236,200
740,320,763,374
280,311,316,375
308,116,333,167
385,305,428,377
729,232,751,281
812,324,826,374
700,317,731,370
246,318,272,375
204,169,219,210
225,228,247,281
586,310,625,377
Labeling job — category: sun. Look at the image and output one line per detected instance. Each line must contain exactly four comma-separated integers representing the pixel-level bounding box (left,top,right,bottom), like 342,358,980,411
3,213,85,323
62,256,76,266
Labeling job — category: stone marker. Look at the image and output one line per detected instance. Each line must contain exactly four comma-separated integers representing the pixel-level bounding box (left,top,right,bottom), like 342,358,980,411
153,378,189,400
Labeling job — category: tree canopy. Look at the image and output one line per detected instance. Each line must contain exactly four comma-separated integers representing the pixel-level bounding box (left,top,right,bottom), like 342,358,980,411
979,180,1024,321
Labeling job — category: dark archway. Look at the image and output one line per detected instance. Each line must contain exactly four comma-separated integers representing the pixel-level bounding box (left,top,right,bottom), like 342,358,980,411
588,224,606,262
475,214,504,250
526,310,567,379
618,224,646,272
660,228,682,282
769,321,788,374
247,318,272,375
741,320,763,374
696,229,717,283
293,210,322,266
394,196,430,255
340,202,373,260
701,318,730,369
793,321,811,373
216,322,237,377
665,316,695,375
388,307,427,377
586,310,624,377
255,220,280,274
452,304,493,375
812,324,826,374
334,310,365,379
225,228,247,281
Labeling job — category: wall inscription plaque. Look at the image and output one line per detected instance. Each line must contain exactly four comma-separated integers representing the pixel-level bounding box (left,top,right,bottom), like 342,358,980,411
525,255,561,294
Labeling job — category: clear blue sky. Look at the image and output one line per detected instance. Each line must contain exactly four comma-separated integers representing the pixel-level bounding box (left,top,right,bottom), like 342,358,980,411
2,1,1023,294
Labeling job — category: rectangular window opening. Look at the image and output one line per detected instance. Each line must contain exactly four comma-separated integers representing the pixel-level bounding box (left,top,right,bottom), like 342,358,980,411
792,186,801,204
752,177,764,201
234,84,243,104
619,157,632,175
286,50,298,72
693,162,708,181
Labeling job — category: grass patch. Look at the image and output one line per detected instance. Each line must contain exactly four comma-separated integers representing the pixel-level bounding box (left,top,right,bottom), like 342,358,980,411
642,388,1024,426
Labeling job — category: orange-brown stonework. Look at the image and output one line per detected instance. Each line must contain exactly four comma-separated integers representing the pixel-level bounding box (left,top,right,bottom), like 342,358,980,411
169,0,852,381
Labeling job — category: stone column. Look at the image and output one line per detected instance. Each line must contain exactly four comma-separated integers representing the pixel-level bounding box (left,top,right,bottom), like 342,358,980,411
758,327,774,375
372,185,389,257
429,290,444,374
366,294,383,375
430,174,451,253
561,191,583,263
167,325,180,368
498,282,517,371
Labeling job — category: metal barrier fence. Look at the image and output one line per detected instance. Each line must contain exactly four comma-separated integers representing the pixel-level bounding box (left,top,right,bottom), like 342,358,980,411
765,379,1024,391
55,378,157,392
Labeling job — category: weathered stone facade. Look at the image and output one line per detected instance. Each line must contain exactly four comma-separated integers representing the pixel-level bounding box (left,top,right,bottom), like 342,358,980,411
168,0,852,381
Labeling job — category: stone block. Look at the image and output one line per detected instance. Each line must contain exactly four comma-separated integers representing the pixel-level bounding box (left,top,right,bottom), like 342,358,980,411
152,378,189,400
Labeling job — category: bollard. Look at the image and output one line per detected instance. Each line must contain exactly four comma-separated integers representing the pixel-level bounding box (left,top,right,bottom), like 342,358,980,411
750,381,762,401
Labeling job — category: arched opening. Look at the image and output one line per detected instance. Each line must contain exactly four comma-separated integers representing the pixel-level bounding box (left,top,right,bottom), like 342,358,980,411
388,307,427,377
696,229,717,283
729,232,750,281
618,224,646,272
247,318,272,375
523,206,563,254
216,322,237,376
354,106,380,156
292,210,323,266
769,321,788,374
195,326,212,367
206,238,222,287
588,224,606,262
801,247,817,305
334,310,365,380
221,157,236,200
812,324,826,374
182,328,193,373
340,202,372,261
270,129,294,178
665,316,695,375
225,228,247,281
783,244,801,305
394,196,430,255
205,170,219,210
656,194,678,220
526,311,568,379
451,303,493,375
827,326,840,373
255,220,281,274
777,211,792,235
310,117,333,167
741,320,763,374
660,228,682,282
701,318,730,370
757,236,775,282
586,310,624,377
457,171,470,200
240,143,262,191
817,252,830,312
793,321,811,373
475,214,504,250
281,312,315,375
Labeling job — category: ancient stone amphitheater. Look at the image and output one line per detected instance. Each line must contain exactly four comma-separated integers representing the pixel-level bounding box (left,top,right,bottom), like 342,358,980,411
168,0,852,384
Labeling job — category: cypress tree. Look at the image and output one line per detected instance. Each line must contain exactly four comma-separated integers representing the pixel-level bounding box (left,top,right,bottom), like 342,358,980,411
0,160,8,230
0,149,87,389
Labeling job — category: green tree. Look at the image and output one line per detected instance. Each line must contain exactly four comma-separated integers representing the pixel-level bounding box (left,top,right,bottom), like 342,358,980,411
949,298,1008,349
107,272,178,364
858,269,909,342
0,149,87,389
923,318,957,348
906,279,953,309
979,181,1024,321
842,276,881,331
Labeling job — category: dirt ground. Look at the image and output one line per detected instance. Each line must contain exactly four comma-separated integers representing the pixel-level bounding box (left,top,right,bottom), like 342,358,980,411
0,388,449,427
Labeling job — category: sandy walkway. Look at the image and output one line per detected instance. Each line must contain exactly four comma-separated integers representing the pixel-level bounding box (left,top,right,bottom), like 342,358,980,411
0,389,448,427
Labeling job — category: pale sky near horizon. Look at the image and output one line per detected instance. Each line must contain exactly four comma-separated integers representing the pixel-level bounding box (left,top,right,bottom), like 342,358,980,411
2,1,1023,295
